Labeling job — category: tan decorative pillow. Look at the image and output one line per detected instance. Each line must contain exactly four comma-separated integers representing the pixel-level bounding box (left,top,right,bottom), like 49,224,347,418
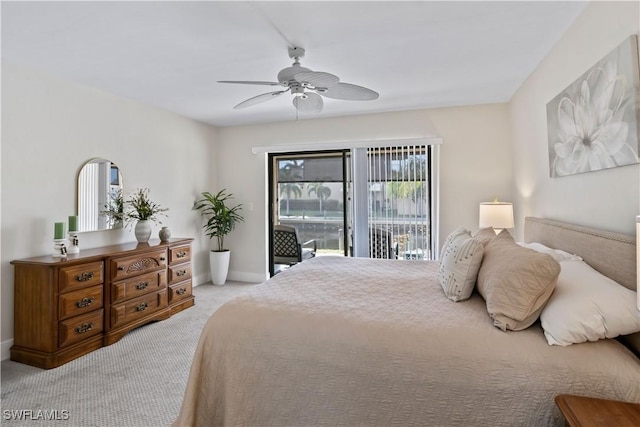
476,231,560,331
438,231,484,302
472,227,498,246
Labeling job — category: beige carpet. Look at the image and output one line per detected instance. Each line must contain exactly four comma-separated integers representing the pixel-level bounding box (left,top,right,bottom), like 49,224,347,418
1,281,259,427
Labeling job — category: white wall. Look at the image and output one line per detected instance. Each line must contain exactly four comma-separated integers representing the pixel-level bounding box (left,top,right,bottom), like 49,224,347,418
0,61,216,355
217,104,513,280
510,0,640,238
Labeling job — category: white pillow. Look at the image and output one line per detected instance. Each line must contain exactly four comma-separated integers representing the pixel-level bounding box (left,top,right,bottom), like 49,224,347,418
440,226,471,260
540,259,640,346
517,242,582,263
438,230,484,302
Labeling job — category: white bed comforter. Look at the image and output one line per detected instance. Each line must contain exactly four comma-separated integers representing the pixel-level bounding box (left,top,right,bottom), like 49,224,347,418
173,256,640,427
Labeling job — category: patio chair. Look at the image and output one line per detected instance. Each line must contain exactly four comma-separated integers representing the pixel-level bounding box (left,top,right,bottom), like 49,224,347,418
369,227,398,259
273,224,317,266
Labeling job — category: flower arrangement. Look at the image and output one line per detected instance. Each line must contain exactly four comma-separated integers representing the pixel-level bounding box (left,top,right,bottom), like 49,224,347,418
124,188,168,226
101,188,168,228
101,190,125,227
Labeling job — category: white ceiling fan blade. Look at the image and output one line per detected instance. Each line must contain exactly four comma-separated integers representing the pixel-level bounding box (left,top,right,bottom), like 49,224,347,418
293,92,323,114
294,71,339,88
234,90,288,109
219,80,284,86
319,82,379,100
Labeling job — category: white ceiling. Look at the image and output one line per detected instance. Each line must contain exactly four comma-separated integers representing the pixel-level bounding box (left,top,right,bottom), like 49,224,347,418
1,1,587,127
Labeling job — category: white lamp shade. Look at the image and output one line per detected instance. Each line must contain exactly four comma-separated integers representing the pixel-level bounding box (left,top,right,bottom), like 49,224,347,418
479,202,514,230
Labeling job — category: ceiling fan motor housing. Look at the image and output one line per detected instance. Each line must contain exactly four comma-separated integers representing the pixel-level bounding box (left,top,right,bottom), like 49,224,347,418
220,45,378,112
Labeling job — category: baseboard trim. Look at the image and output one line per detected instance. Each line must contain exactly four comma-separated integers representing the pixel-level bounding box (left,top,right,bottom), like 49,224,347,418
228,270,267,284
192,272,210,287
193,271,266,286
2,339,14,361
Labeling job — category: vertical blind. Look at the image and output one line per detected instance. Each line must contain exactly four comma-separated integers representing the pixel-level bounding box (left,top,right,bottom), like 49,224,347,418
367,145,431,260
78,162,100,232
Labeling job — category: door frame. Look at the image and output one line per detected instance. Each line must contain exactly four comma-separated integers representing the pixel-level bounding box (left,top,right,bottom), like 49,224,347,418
268,150,349,277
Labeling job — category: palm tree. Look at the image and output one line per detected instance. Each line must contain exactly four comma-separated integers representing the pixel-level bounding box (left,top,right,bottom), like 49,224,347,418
386,155,427,215
279,161,303,216
307,182,332,214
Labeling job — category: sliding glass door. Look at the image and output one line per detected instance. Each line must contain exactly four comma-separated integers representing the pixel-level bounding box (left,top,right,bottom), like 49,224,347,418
268,145,434,276
269,151,349,276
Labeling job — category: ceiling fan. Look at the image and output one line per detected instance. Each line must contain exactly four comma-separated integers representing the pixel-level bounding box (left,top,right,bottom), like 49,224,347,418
219,47,379,114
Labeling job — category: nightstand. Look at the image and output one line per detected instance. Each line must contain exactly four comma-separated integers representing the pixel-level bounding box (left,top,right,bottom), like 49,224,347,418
555,394,640,427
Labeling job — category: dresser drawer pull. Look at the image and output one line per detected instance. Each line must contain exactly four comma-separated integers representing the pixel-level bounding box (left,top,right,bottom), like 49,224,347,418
75,322,94,334
160,257,166,261
176,288,187,295
176,251,187,258
176,269,187,277
76,297,95,308
135,302,148,312
117,266,125,271
136,281,149,290
75,272,95,282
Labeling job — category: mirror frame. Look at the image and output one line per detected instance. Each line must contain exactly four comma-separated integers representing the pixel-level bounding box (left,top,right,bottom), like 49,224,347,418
76,158,124,232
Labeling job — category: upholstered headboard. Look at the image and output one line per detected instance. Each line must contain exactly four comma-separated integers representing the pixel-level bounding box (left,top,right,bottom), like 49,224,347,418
524,217,636,291
524,217,640,357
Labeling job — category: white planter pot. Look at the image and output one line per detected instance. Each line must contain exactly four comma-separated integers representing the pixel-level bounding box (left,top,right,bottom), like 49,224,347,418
134,220,152,243
209,250,231,285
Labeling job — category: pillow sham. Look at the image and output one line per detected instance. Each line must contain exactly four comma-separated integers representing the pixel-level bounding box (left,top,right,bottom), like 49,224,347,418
540,259,640,346
476,231,560,331
438,231,484,302
516,242,582,263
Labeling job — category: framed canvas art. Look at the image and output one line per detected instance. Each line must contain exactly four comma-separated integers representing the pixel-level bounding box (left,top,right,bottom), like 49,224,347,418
546,35,640,178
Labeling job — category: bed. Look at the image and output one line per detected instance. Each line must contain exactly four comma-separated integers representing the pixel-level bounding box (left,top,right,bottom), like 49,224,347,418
173,217,640,427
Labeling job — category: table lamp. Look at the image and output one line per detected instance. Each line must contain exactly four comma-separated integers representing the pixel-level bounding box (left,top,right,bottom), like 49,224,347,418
479,199,514,234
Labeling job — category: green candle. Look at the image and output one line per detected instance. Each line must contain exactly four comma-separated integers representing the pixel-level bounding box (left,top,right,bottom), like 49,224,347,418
54,222,65,239
68,215,78,232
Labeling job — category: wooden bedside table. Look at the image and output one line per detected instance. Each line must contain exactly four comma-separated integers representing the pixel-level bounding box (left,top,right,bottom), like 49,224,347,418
555,394,640,427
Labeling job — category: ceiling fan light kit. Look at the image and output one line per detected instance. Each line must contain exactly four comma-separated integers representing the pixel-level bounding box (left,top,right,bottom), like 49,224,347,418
219,47,379,114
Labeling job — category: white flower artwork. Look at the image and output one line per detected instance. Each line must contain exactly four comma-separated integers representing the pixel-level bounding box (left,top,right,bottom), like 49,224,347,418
546,35,640,178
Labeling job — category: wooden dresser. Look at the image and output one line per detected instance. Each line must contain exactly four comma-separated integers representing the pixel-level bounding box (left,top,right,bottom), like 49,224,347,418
11,238,194,369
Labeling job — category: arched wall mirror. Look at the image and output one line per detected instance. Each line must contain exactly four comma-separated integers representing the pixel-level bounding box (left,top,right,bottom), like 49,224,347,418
77,158,124,232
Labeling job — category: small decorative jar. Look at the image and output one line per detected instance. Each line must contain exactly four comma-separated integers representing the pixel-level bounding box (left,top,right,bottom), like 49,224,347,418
159,226,171,242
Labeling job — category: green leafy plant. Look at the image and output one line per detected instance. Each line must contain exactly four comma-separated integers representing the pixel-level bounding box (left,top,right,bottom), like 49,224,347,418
193,190,244,252
101,190,125,227
126,188,168,224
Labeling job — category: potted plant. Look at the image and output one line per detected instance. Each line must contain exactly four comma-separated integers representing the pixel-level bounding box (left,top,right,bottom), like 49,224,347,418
126,188,169,243
193,189,244,285
103,188,168,243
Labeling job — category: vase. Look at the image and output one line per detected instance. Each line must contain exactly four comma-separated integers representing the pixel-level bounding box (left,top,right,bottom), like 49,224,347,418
159,226,171,242
209,250,231,285
134,220,152,243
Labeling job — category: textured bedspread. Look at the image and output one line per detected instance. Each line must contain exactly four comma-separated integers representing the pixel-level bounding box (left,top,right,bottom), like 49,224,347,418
173,256,640,427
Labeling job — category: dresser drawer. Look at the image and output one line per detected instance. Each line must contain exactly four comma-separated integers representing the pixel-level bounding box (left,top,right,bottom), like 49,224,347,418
58,309,104,348
168,263,192,285
110,290,168,329
110,249,167,282
59,262,104,292
58,285,104,321
169,244,191,264
169,280,192,304
111,270,167,304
